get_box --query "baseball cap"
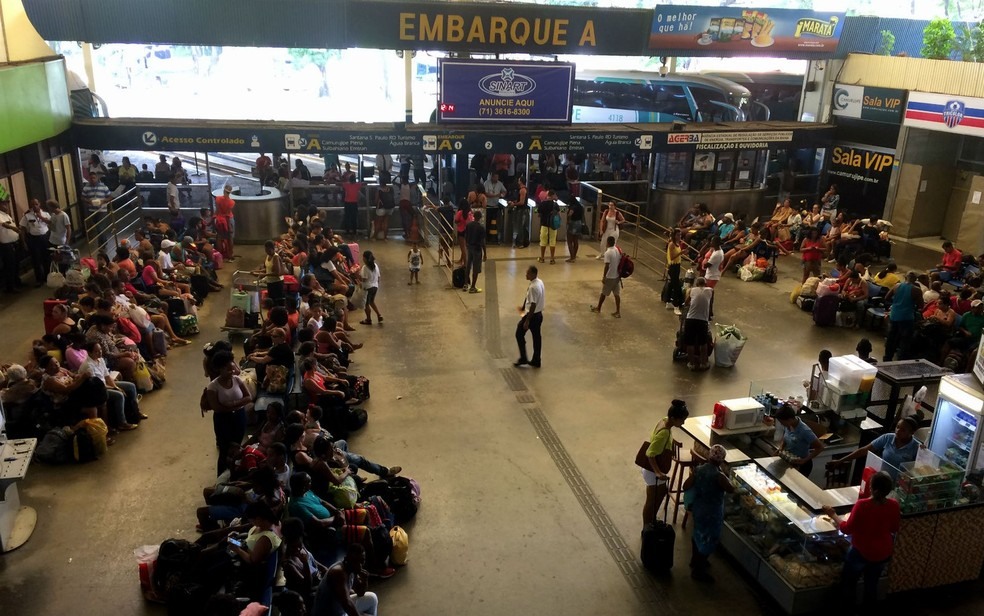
[723,213,734,221]
[160,239,176,249]
[972,300,983,308]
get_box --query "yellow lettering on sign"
[553,19,568,45]
[528,139,542,151]
[488,17,508,44]
[467,16,486,43]
[420,14,443,41]
[438,139,453,151]
[306,138,321,151]
[579,20,596,46]
[399,13,414,41]
[447,15,465,42]
[532,19,551,45]
[510,17,530,45]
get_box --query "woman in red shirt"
[214,185,236,259]
[823,471,900,608]
[800,227,824,283]
[453,201,474,267]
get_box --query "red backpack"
[617,248,634,278]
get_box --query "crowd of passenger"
[662,185,983,372]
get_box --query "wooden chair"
[664,441,706,527]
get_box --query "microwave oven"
[719,397,765,430]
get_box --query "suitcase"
[640,516,675,572]
[813,294,839,327]
[452,266,467,289]
[190,274,210,301]
[166,297,187,318]
[150,328,168,357]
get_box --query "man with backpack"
[591,235,623,318]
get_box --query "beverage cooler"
[927,373,984,485]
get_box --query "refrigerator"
[927,373,984,484]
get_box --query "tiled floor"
[0,234,979,615]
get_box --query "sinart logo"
[478,68,536,98]
[142,132,157,146]
[943,100,966,129]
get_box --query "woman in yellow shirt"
[665,228,685,314]
[640,399,690,526]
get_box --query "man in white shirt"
[483,172,506,201]
[159,239,177,272]
[0,196,23,292]
[683,277,713,371]
[591,235,622,318]
[20,198,50,286]
[166,173,181,219]
[79,340,142,431]
[46,199,71,248]
[515,265,545,368]
[703,235,724,319]
[82,171,112,245]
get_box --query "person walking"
[515,265,544,368]
[683,277,713,370]
[591,235,622,317]
[683,444,735,583]
[507,176,529,248]
[214,184,236,259]
[597,201,623,259]
[883,272,924,362]
[19,198,50,287]
[665,228,685,315]
[565,195,584,262]
[464,210,486,294]
[407,242,422,285]
[359,250,383,325]
[822,471,900,609]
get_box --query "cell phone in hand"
[227,537,244,549]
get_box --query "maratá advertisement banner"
[649,6,844,54]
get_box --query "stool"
[663,441,706,527]
[824,461,849,488]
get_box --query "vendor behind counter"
[774,404,825,477]
[831,416,921,475]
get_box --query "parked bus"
[700,71,805,122]
[572,70,751,124]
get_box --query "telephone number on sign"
[479,107,533,117]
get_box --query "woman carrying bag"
[683,444,735,583]
[638,399,689,527]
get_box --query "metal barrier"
[417,185,456,284]
[82,186,144,256]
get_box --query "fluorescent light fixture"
[940,379,984,414]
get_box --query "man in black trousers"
[515,265,545,368]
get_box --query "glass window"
[690,86,735,122]
[714,151,736,190]
[734,150,759,189]
[655,152,692,190]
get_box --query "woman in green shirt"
[641,399,690,526]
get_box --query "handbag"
[46,263,66,289]
[225,307,245,328]
[634,436,672,474]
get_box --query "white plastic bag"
[351,285,366,310]
[738,265,764,282]
[714,324,747,368]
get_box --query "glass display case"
[724,463,850,592]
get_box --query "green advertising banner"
[0,60,72,154]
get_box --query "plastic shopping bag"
[714,323,747,368]
[351,285,366,310]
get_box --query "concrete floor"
[0,235,980,615]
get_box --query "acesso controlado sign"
[438,60,575,124]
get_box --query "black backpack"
[361,476,419,524]
[153,539,203,597]
[35,428,73,464]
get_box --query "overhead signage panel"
[826,144,897,218]
[832,84,906,124]
[648,6,844,55]
[904,91,984,137]
[665,130,795,151]
[438,60,574,124]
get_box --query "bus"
[572,71,751,124]
[700,71,805,122]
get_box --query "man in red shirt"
[255,152,273,192]
[932,240,963,283]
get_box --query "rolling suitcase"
[640,511,675,572]
[812,293,839,327]
[190,274,210,301]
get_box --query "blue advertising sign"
[438,60,574,124]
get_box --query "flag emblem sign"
[943,100,966,129]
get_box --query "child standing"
[360,251,383,325]
[408,242,422,285]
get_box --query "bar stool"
[663,441,706,527]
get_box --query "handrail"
[417,186,456,284]
[83,186,143,256]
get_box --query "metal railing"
[417,186,456,284]
[83,186,144,256]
